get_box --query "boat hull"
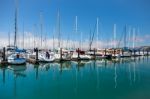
[8,58,26,65]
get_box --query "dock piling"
[104,49,106,56]
[60,48,62,61]
[134,50,136,56]
[94,48,96,59]
[114,49,116,57]
[36,48,38,61]
[2,47,6,61]
[122,49,124,56]
[78,48,80,60]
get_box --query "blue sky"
[0,0,150,47]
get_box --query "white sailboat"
[7,53,26,65]
[38,51,55,62]
[71,50,92,60]
[7,0,26,65]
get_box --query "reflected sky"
[0,56,150,99]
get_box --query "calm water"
[0,57,150,99]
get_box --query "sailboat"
[71,16,92,60]
[7,0,26,65]
[28,13,55,62]
[38,51,55,62]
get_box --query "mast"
[75,16,78,49]
[132,28,135,49]
[33,25,35,48]
[80,32,83,50]
[128,26,131,48]
[33,24,37,48]
[124,25,127,48]
[44,31,47,49]
[53,35,54,50]
[8,31,10,46]
[22,22,24,49]
[75,16,78,33]
[40,12,43,49]
[89,23,96,50]
[52,28,55,50]
[113,24,116,48]
[57,10,61,48]
[96,17,99,49]
[14,0,18,47]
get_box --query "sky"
[0,0,150,49]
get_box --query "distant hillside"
[137,46,150,51]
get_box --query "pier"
[0,47,150,65]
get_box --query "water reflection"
[0,56,149,99]
[59,61,72,73]
[96,61,100,89]
[7,65,27,98]
[128,62,132,85]
[34,64,39,80]
[114,62,117,88]
[0,66,6,84]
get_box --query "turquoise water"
[0,57,150,99]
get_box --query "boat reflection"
[0,66,7,84]
[7,65,27,98]
[7,65,27,71]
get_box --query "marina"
[0,46,150,65]
[0,0,150,99]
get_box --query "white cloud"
[0,32,149,49]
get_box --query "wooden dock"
[27,58,39,64]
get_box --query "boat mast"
[96,17,99,49]
[80,32,83,50]
[44,31,47,49]
[22,22,25,49]
[8,31,10,46]
[132,28,135,49]
[52,28,55,50]
[33,25,35,49]
[53,34,54,50]
[14,0,18,47]
[113,24,116,48]
[40,12,43,49]
[124,25,127,48]
[57,10,61,48]
[128,26,131,48]
[75,16,78,49]
[33,24,37,48]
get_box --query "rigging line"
[89,22,97,50]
